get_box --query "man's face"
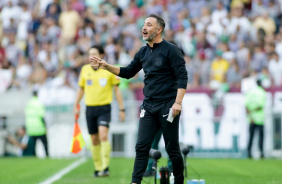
[142,17,160,42]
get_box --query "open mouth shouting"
[143,31,148,37]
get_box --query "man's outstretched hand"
[89,56,109,70]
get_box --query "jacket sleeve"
[118,50,143,79]
[168,45,188,89]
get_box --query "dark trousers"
[132,99,184,184]
[247,123,264,156]
[31,134,49,157]
[146,129,172,172]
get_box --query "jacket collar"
[146,39,165,49]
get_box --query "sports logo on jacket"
[99,78,107,87]
[140,109,145,118]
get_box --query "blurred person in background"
[186,0,206,20]
[6,126,36,157]
[5,34,23,67]
[74,45,125,177]
[245,79,266,159]
[226,59,242,89]
[251,0,268,19]
[0,0,21,34]
[12,55,32,89]
[211,1,228,25]
[267,0,280,19]
[28,62,48,85]
[210,49,229,89]
[250,44,268,73]
[16,3,32,42]
[221,42,236,63]
[236,40,250,77]
[59,2,80,44]
[45,0,62,22]
[253,11,276,38]
[268,52,282,87]
[129,73,144,102]
[91,14,187,184]
[228,2,251,41]
[0,42,6,67]
[25,90,49,157]
[193,50,211,88]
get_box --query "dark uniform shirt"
[119,40,188,106]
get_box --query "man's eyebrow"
[144,21,152,24]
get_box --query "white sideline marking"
[39,157,87,184]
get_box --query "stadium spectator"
[267,0,280,19]
[45,0,62,22]
[5,34,22,67]
[253,11,276,37]
[236,40,250,77]
[59,3,80,43]
[0,42,6,67]
[12,55,32,89]
[226,59,242,88]
[210,50,229,88]
[250,44,268,73]
[268,52,282,86]
[0,0,21,34]
[193,50,210,88]
[228,2,251,41]
[0,0,281,93]
[251,0,268,19]
[17,3,32,41]
[74,45,125,177]
[186,0,206,19]
[211,1,228,25]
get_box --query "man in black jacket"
[90,14,187,184]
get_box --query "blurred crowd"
[1,0,282,94]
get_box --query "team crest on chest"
[99,78,107,87]
[155,57,163,66]
[87,79,92,85]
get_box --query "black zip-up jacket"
[118,40,188,105]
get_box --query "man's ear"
[157,27,162,34]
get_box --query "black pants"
[132,99,184,184]
[146,129,172,172]
[247,123,264,156]
[31,134,49,157]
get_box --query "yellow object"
[101,141,111,170]
[78,64,120,106]
[211,59,229,83]
[91,144,102,171]
[253,17,276,36]
[230,0,245,8]
[70,123,85,153]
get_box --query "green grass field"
[0,157,282,184]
